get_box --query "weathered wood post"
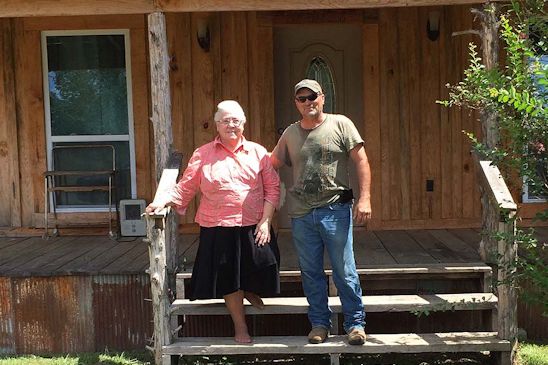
[478,160,517,365]
[147,11,179,365]
[473,1,501,263]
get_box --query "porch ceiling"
[1,0,504,18]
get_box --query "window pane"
[52,142,131,207]
[306,57,336,113]
[47,35,129,136]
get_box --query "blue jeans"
[291,202,365,333]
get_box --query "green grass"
[518,342,548,365]
[0,351,153,365]
[0,345,546,365]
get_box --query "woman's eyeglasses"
[295,92,321,103]
[217,118,244,127]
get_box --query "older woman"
[146,100,280,343]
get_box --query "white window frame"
[522,54,547,203]
[523,176,547,203]
[41,29,137,212]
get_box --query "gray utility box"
[119,199,146,236]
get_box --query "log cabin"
[0,0,546,362]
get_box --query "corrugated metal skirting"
[0,274,152,354]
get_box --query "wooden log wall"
[0,15,152,228]
[374,5,482,229]
[165,11,275,226]
[165,7,481,229]
[2,5,543,231]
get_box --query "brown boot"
[308,327,328,344]
[347,327,366,345]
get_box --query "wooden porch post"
[0,19,22,227]
[147,11,179,365]
[474,1,501,263]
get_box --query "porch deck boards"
[0,227,545,277]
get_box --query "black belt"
[334,189,354,204]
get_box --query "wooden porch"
[0,228,489,277]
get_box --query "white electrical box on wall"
[119,199,146,237]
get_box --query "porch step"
[171,293,497,315]
[163,332,511,356]
[175,263,492,280]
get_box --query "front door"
[274,24,363,228]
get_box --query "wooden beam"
[0,19,21,227]
[0,0,507,18]
[0,0,155,18]
[159,0,504,12]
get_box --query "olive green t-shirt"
[273,113,364,217]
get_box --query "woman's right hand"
[145,201,166,215]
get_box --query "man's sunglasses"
[295,92,321,103]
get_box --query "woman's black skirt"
[189,225,280,300]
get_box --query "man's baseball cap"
[294,79,323,95]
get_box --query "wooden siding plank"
[378,9,400,221]
[191,13,217,148]
[13,20,45,227]
[363,23,382,228]
[459,5,478,219]
[439,7,453,219]
[396,7,419,221]
[220,12,249,125]
[130,25,152,202]
[0,19,21,227]
[419,6,442,220]
[166,13,196,224]
[447,5,464,218]
[247,12,275,150]
[374,230,437,264]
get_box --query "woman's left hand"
[254,218,271,246]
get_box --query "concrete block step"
[170,292,497,316]
[163,331,511,356]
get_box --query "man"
[271,79,371,345]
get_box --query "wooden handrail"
[477,161,517,212]
[476,159,518,353]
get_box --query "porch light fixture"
[196,20,210,52]
[427,11,440,41]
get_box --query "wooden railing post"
[146,153,182,365]
[145,211,172,365]
[477,160,518,365]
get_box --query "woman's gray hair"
[214,100,246,123]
